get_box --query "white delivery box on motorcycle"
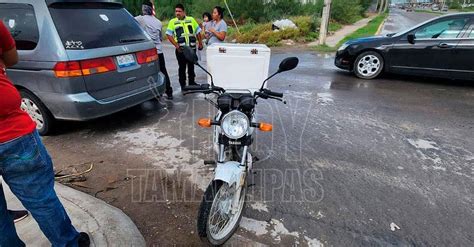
[206,43,271,92]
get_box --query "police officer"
[166,4,203,92]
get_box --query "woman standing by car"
[207,6,227,46]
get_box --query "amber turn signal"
[258,123,273,132]
[198,118,212,128]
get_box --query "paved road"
[43,42,473,246]
[381,8,440,35]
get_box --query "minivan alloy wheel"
[357,54,381,78]
[21,98,45,130]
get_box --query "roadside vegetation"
[227,16,319,46]
[448,0,474,12]
[123,0,376,47]
[314,11,389,52]
[336,12,388,47]
[414,0,474,14]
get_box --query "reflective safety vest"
[166,16,200,48]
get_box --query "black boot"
[9,210,29,223]
[78,232,90,247]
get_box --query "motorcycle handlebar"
[255,92,284,102]
[254,92,268,99]
[184,84,210,91]
[183,85,284,101]
[262,89,284,98]
[183,84,225,94]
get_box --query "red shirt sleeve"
[0,21,15,55]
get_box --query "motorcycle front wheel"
[197,180,247,246]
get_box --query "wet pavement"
[381,8,439,35]
[42,44,474,246]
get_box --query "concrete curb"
[3,181,145,247]
[376,18,387,35]
[323,15,377,48]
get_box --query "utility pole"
[378,0,387,14]
[319,0,332,45]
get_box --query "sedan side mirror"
[183,46,199,65]
[407,34,416,44]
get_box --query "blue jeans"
[0,131,79,247]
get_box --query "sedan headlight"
[338,43,350,51]
[221,110,250,139]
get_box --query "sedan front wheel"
[354,51,384,79]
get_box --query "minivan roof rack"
[46,0,123,6]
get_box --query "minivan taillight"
[54,61,82,78]
[54,57,117,78]
[80,57,117,76]
[136,49,158,64]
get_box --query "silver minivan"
[0,0,165,135]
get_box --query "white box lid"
[206,43,271,92]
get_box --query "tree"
[122,0,375,23]
[331,0,363,24]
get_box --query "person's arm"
[166,20,180,50]
[156,19,163,42]
[0,21,18,68]
[167,34,180,50]
[197,32,203,50]
[2,48,18,67]
[209,22,227,41]
[210,29,226,41]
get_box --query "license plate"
[116,54,136,68]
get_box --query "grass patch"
[459,6,474,12]
[328,21,343,33]
[228,16,321,46]
[336,13,389,48]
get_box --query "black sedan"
[335,13,474,80]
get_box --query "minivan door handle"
[437,43,453,49]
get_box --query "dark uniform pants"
[175,48,196,89]
[158,53,172,96]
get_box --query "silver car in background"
[0,0,165,135]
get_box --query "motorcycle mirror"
[278,57,299,73]
[407,34,416,44]
[260,57,299,90]
[183,46,199,64]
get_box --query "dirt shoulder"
[44,107,205,246]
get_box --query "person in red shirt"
[0,21,89,247]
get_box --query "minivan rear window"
[48,3,148,50]
[0,3,39,50]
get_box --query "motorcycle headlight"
[221,110,250,139]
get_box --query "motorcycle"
[181,47,299,245]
